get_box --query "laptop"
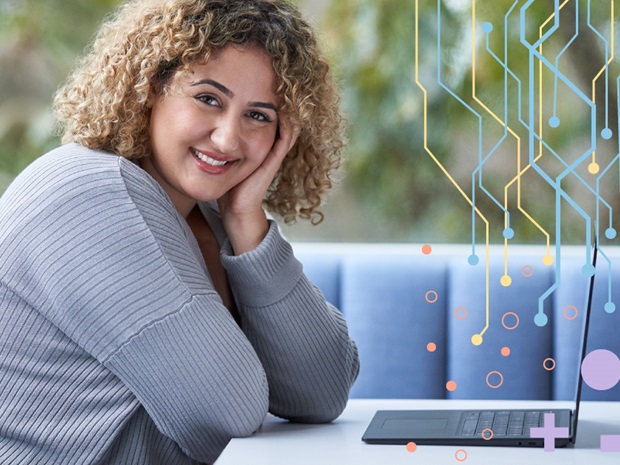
[362,243,598,448]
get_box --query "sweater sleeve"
[220,222,360,423]
[0,145,268,463]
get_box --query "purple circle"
[581,349,620,390]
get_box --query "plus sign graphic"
[530,413,570,452]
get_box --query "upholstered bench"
[292,243,620,401]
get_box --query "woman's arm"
[221,222,360,423]
[0,145,269,463]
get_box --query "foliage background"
[1,0,618,244]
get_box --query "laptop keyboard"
[459,411,543,438]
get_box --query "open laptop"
[362,243,598,448]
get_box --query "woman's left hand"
[218,117,300,255]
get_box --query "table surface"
[214,399,620,465]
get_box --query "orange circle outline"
[543,358,556,371]
[481,428,494,440]
[455,449,468,462]
[455,306,468,320]
[563,305,578,321]
[501,312,520,330]
[522,265,534,277]
[425,290,439,304]
[486,371,504,389]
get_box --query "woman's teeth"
[192,149,228,166]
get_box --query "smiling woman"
[0,1,359,465]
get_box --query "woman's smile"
[191,147,238,173]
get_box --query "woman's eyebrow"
[191,79,234,97]
[191,78,278,113]
[250,101,278,113]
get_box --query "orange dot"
[501,347,511,357]
[406,442,417,453]
[427,342,437,352]
[422,244,432,255]
[446,380,457,391]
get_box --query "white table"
[215,399,620,464]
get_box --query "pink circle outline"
[543,358,556,371]
[486,371,504,389]
[455,306,468,320]
[522,265,534,277]
[563,305,578,321]
[501,312,520,330]
[425,290,439,304]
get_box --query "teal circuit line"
[435,0,482,260]
[520,0,600,326]
[480,0,521,239]
[551,1,579,129]
[594,75,620,315]
[596,247,616,314]
[472,23,510,234]
[595,76,620,243]
[587,0,612,138]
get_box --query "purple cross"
[529,413,570,452]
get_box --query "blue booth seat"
[292,243,620,401]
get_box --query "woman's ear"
[146,86,158,108]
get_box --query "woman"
[0,1,359,464]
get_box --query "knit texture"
[0,144,359,464]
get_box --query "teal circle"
[602,128,613,140]
[482,22,493,33]
[503,228,515,240]
[534,313,548,327]
[605,302,616,314]
[468,254,480,266]
[582,264,596,277]
[606,228,617,240]
[549,116,560,128]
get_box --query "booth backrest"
[292,243,620,401]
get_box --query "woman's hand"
[218,117,300,255]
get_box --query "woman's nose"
[210,114,240,154]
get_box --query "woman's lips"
[191,148,236,173]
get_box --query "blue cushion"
[293,243,620,401]
[293,246,341,310]
[340,252,448,398]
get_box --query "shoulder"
[11,143,156,193]
[2,143,172,215]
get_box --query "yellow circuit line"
[415,0,490,342]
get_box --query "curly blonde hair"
[53,0,346,224]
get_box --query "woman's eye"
[196,94,219,106]
[248,111,272,123]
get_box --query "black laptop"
[362,244,598,448]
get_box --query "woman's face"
[143,45,280,217]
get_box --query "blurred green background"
[1,0,618,244]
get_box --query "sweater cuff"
[220,220,303,307]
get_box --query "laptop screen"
[571,241,598,440]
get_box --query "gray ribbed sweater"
[0,144,359,465]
